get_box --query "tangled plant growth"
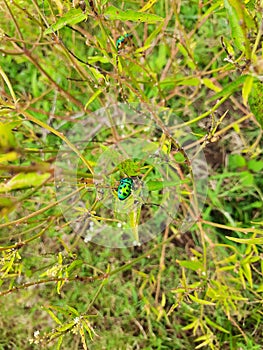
[0,0,263,349]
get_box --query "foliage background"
[0,0,263,349]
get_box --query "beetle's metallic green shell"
[116,33,133,50]
[117,177,133,200]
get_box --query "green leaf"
[224,0,245,51]
[88,67,105,82]
[242,75,254,106]
[65,305,80,316]
[85,89,103,109]
[204,316,230,334]
[177,260,204,271]
[208,75,248,102]
[228,154,246,170]
[82,320,95,340]
[104,6,164,23]
[87,56,109,64]
[0,172,50,193]
[134,44,152,54]
[56,336,64,350]
[182,319,199,331]
[177,43,196,70]
[56,322,75,332]
[177,77,200,86]
[195,336,212,349]
[146,180,180,191]
[144,21,166,47]
[188,294,215,305]
[49,331,64,341]
[248,159,263,172]
[67,260,83,274]
[241,262,253,288]
[247,201,262,209]
[46,309,63,325]
[240,171,254,186]
[0,197,14,208]
[44,9,88,35]
[248,79,263,128]
[174,153,186,163]
[160,76,200,89]
[201,0,222,20]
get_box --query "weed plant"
[0,0,263,349]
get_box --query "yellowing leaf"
[0,122,16,149]
[202,78,221,92]
[188,294,215,305]
[85,89,103,110]
[138,0,158,12]
[242,262,253,288]
[242,75,254,106]
[227,236,263,244]
[56,322,75,332]
[0,172,50,193]
[0,151,18,163]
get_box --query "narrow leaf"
[202,78,221,92]
[44,9,88,34]
[104,6,164,23]
[0,172,50,193]
[242,262,253,288]
[242,75,254,106]
[0,151,18,163]
[56,322,75,332]
[208,75,248,102]
[204,316,230,334]
[85,89,103,109]
[138,0,158,12]
[56,336,64,350]
[248,79,263,128]
[224,0,245,51]
[177,260,204,271]
[226,236,263,244]
[146,180,180,191]
[46,309,63,325]
[66,305,80,316]
[188,295,215,305]
[144,21,166,47]
[182,319,199,331]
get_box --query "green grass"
[0,0,263,349]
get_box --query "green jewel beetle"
[117,177,133,200]
[116,33,133,51]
